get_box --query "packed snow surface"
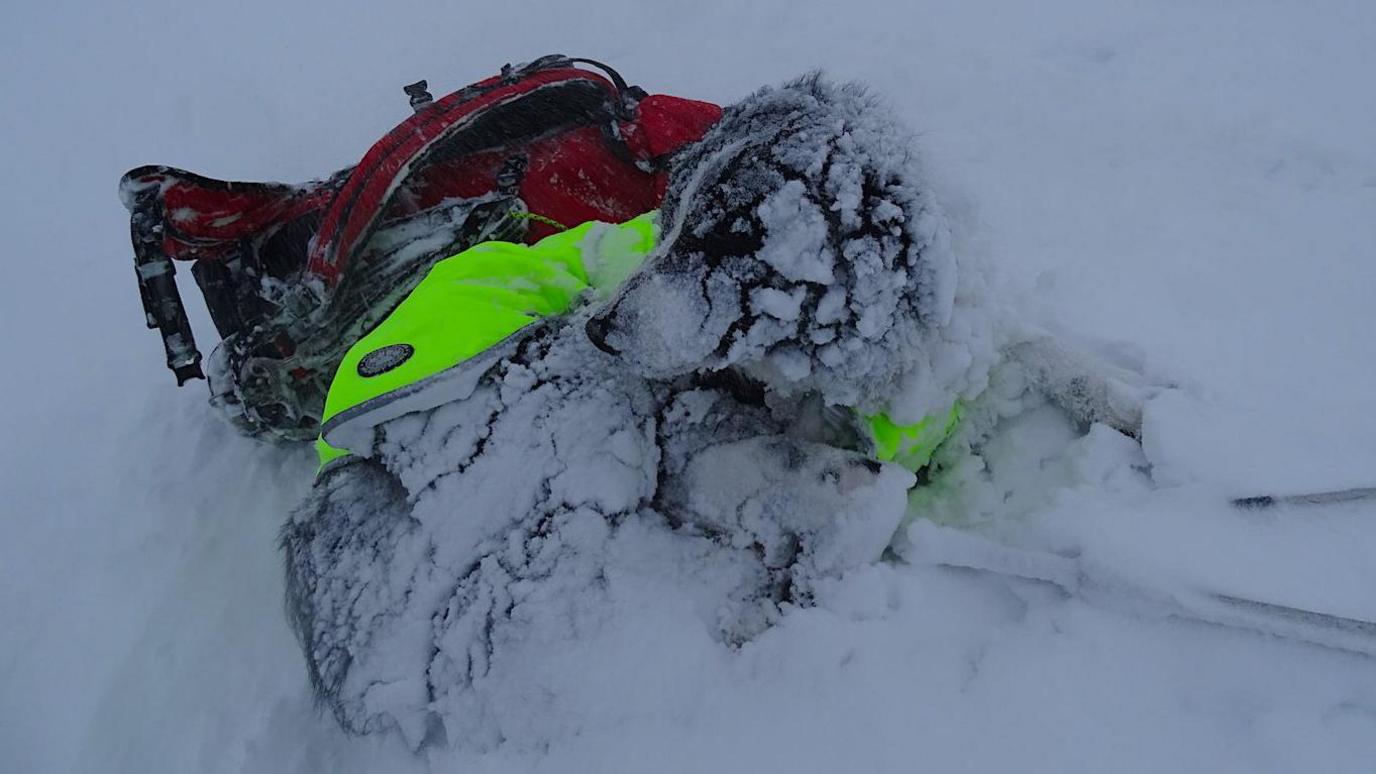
[3,1,1376,773]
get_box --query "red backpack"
[121,55,721,439]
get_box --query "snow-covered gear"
[906,518,1376,658]
[119,55,721,441]
[282,74,989,746]
[315,209,962,471]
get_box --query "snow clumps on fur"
[589,73,996,422]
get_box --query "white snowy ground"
[3,1,1375,772]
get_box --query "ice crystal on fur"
[592,74,996,421]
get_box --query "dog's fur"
[588,74,996,424]
[281,74,1154,749]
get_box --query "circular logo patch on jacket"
[357,343,415,377]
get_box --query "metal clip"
[403,80,433,113]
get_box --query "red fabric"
[162,182,326,239]
[117,168,338,262]
[626,95,724,159]
[520,125,661,240]
[375,126,665,243]
[130,67,723,282]
[307,68,610,284]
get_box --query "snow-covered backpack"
[120,55,721,439]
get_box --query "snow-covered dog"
[281,75,943,748]
[587,74,997,427]
[589,74,1150,440]
[280,74,1153,749]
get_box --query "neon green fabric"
[862,403,963,473]
[315,209,960,473]
[316,436,351,466]
[317,213,658,465]
[585,210,657,296]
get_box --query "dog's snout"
[585,314,620,356]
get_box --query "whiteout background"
[2,1,1375,772]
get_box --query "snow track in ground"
[3,1,1376,772]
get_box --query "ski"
[903,521,1376,658]
[1231,486,1376,510]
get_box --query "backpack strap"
[307,63,626,285]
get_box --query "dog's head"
[588,74,965,413]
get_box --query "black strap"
[567,56,646,120]
[128,187,204,383]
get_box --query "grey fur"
[589,73,974,415]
